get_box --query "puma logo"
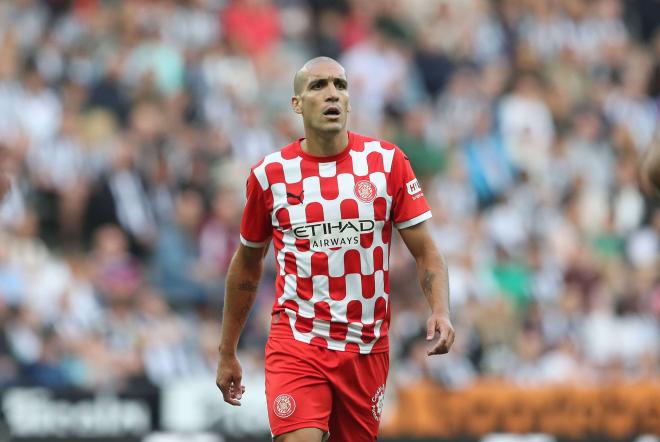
[286,190,304,205]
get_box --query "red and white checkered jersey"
[240,131,431,354]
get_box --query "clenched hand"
[216,354,246,406]
[426,314,455,356]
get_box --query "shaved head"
[293,57,345,95]
[291,56,350,135]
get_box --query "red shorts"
[265,337,389,441]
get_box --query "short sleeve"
[239,171,272,247]
[390,147,432,229]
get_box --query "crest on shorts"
[273,393,296,419]
[354,180,377,203]
[371,384,385,421]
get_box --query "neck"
[301,129,349,157]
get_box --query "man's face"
[292,62,350,133]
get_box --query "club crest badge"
[273,394,296,418]
[354,180,377,203]
[371,384,385,421]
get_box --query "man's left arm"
[398,221,455,355]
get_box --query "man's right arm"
[216,243,267,406]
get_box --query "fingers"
[216,376,245,406]
[426,317,436,341]
[216,379,234,405]
[427,322,455,356]
[218,381,242,406]
[233,374,243,397]
[427,337,448,355]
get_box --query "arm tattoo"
[233,281,258,320]
[236,280,258,292]
[422,270,435,297]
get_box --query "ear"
[291,96,302,114]
[347,102,351,113]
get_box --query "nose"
[325,84,339,102]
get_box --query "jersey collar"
[295,131,354,163]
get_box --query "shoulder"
[249,141,300,189]
[351,132,406,172]
[250,141,297,169]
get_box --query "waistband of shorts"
[268,322,390,354]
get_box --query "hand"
[426,314,455,356]
[216,353,246,406]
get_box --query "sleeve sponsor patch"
[406,178,422,196]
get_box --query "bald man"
[216,57,454,442]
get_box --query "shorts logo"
[406,178,422,196]
[273,394,296,419]
[371,384,385,422]
[354,180,377,203]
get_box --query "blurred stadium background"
[0,0,659,441]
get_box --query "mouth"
[322,107,341,120]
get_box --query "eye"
[311,82,323,90]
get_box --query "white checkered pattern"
[240,132,431,353]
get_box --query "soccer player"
[216,57,454,442]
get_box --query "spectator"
[151,188,208,307]
[221,0,281,59]
[85,137,156,254]
[498,72,555,181]
[393,104,447,181]
[461,109,516,206]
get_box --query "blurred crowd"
[0,0,658,396]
